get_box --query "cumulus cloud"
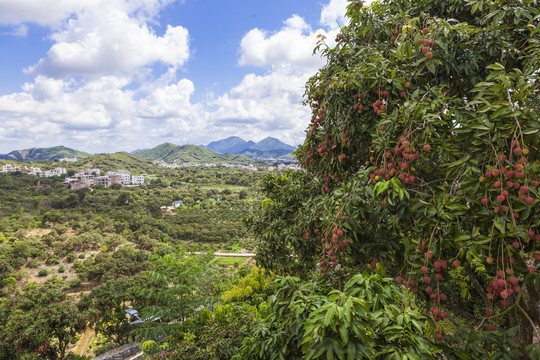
[0,74,207,151]
[0,0,195,152]
[209,7,348,146]
[0,0,176,27]
[209,69,310,145]
[239,14,325,71]
[320,0,349,29]
[25,9,189,78]
[0,0,349,153]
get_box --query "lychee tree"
[248,0,539,357]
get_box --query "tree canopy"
[247,0,540,357]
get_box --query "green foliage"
[132,252,229,340]
[222,266,271,302]
[79,275,167,345]
[0,281,87,359]
[238,273,436,360]
[246,0,540,358]
[37,269,48,277]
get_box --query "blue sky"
[0,0,350,154]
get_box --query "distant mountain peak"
[202,136,296,160]
[205,136,247,154]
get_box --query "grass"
[216,257,248,266]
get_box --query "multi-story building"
[94,176,111,187]
[79,169,101,176]
[1,164,22,172]
[131,175,144,185]
[78,175,95,185]
[109,174,123,185]
[107,171,131,185]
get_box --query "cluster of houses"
[1,163,68,177]
[152,160,300,172]
[1,164,24,173]
[153,160,259,171]
[1,164,145,189]
[67,169,145,190]
[268,163,301,171]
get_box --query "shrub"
[38,269,48,277]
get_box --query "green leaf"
[338,324,349,344]
[426,60,436,74]
[324,305,336,326]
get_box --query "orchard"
[248,0,540,358]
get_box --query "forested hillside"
[0,166,264,358]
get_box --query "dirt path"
[71,328,95,357]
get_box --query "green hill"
[134,143,178,161]
[135,144,255,164]
[0,146,91,161]
[72,152,153,173]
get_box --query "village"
[1,163,145,189]
[153,159,301,172]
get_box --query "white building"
[107,171,131,185]
[131,175,144,185]
[1,164,21,172]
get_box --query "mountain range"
[135,143,254,164]
[204,136,296,159]
[0,137,297,163]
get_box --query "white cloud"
[0,0,176,27]
[209,7,348,146]
[209,68,310,145]
[320,0,349,29]
[239,14,325,71]
[25,9,189,78]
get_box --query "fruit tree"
[248,0,539,357]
